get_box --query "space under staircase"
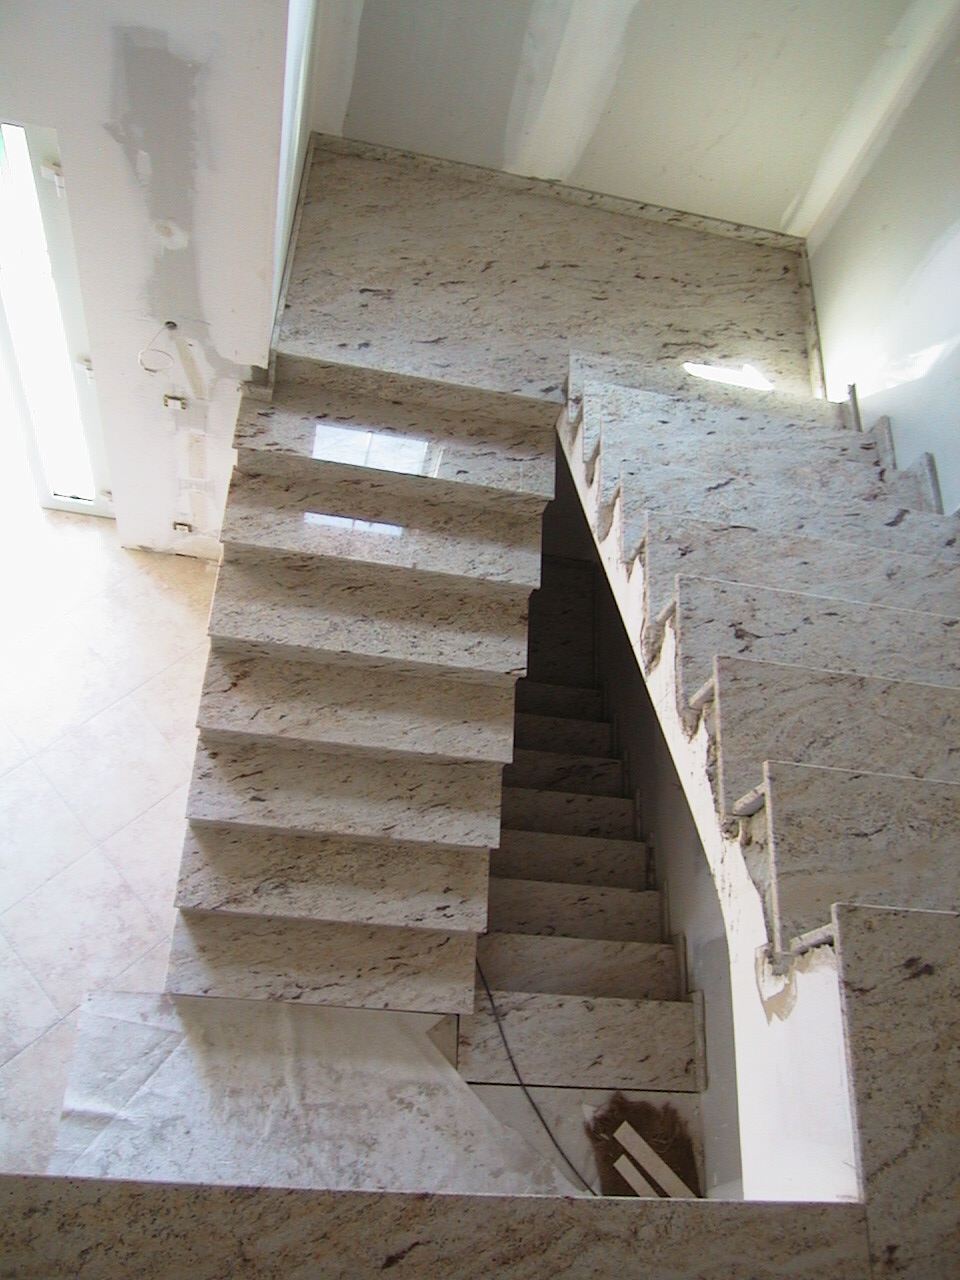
[559,354,960,959]
[460,556,704,1101]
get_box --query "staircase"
[461,556,704,1107]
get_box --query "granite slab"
[492,828,650,891]
[514,679,604,720]
[501,785,635,840]
[503,748,624,795]
[221,468,544,590]
[513,712,614,756]
[762,761,960,949]
[188,739,502,849]
[487,877,661,942]
[715,657,960,814]
[458,989,699,1090]
[166,911,479,1014]
[210,556,528,684]
[674,576,960,707]
[176,824,489,933]
[277,138,814,403]
[835,903,960,1278]
[235,362,555,505]
[199,650,516,764]
[49,992,573,1195]
[476,933,678,1001]
[0,1174,873,1278]
[639,510,960,627]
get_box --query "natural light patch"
[303,510,403,537]
[0,123,95,502]
[683,362,773,391]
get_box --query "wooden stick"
[613,1153,658,1197]
[614,1121,695,1199]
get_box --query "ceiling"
[311,0,959,244]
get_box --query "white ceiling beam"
[504,0,641,181]
[310,0,366,135]
[786,0,960,250]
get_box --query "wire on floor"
[475,959,598,1196]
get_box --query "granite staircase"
[461,556,704,1102]
[560,355,960,962]
[167,354,556,1015]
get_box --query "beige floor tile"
[0,928,61,1065]
[0,1013,77,1173]
[0,619,123,755]
[0,718,27,779]
[35,698,188,843]
[0,850,166,1016]
[67,558,216,691]
[131,643,208,767]
[110,937,173,993]
[101,784,190,933]
[0,759,95,912]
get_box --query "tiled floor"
[0,435,217,1172]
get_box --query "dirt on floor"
[585,1093,701,1198]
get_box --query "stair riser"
[492,831,648,890]
[503,751,623,796]
[487,877,661,943]
[514,681,603,720]
[476,934,679,1000]
[513,713,613,756]
[501,787,634,840]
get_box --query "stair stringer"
[557,393,862,1202]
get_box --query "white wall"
[274,0,318,310]
[0,3,289,555]
[811,28,960,512]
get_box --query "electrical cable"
[475,959,597,1196]
[138,319,177,373]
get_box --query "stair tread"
[210,556,528,684]
[640,509,960,624]
[501,786,634,839]
[675,575,960,704]
[493,828,649,890]
[166,910,478,1014]
[762,762,960,951]
[715,657,960,815]
[487,876,660,942]
[188,739,502,848]
[458,989,700,1090]
[235,360,554,503]
[176,823,489,933]
[514,712,614,757]
[198,650,515,764]
[503,748,623,795]
[476,932,678,1000]
[221,468,542,590]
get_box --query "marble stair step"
[476,933,679,1000]
[618,462,960,568]
[503,748,623,796]
[198,650,515,765]
[176,823,489,933]
[210,556,528,685]
[501,786,634,840]
[569,352,847,438]
[514,712,614,757]
[514,679,604,720]
[492,829,650,891]
[458,990,701,1090]
[639,510,960,631]
[714,657,960,817]
[759,762,960,952]
[188,739,502,848]
[526,557,597,687]
[221,467,543,592]
[487,875,660,941]
[235,355,555,507]
[674,576,960,708]
[166,910,478,1014]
